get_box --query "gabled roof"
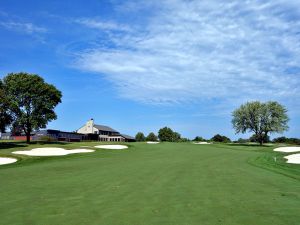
[121,134,135,140]
[94,124,118,133]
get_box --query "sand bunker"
[284,153,300,164]
[193,142,211,145]
[146,141,160,144]
[0,157,17,165]
[12,148,94,156]
[94,145,128,149]
[273,147,300,153]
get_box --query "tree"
[172,132,181,142]
[273,137,300,145]
[158,127,183,142]
[272,136,288,143]
[0,80,12,132]
[178,137,190,142]
[249,134,270,143]
[237,138,248,144]
[135,132,146,142]
[2,72,62,143]
[211,134,231,143]
[146,132,158,141]
[232,101,289,145]
[158,127,174,142]
[193,136,206,142]
[287,138,300,145]
[11,124,23,136]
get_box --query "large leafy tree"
[232,101,289,145]
[158,127,174,142]
[0,80,12,132]
[158,127,182,142]
[2,72,62,143]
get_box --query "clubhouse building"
[77,119,135,142]
[0,119,135,142]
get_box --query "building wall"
[99,135,125,142]
[14,136,32,141]
[0,134,12,140]
[77,119,99,134]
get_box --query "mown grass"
[0,141,299,225]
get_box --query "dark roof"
[121,134,135,140]
[36,129,83,135]
[94,124,118,133]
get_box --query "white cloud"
[0,21,47,34]
[75,18,132,32]
[74,0,300,105]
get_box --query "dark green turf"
[0,142,299,225]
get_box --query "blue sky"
[0,0,300,139]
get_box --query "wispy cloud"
[75,18,132,32]
[74,0,300,106]
[0,21,47,34]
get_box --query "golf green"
[0,142,299,225]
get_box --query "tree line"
[135,101,290,145]
[135,127,188,142]
[135,132,231,143]
[137,130,297,145]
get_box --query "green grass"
[0,141,299,225]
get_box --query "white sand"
[193,142,211,145]
[284,153,300,164]
[146,141,160,144]
[12,148,94,156]
[273,147,300,153]
[0,157,17,165]
[94,145,128,149]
